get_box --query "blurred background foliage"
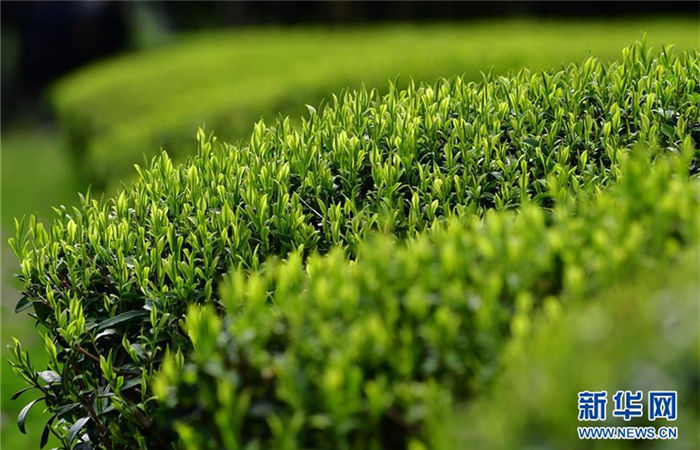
[50,20,699,188]
[1,1,698,448]
[444,248,699,449]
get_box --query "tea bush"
[9,43,699,448]
[153,150,698,449]
[51,20,700,186]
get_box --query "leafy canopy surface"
[155,149,698,449]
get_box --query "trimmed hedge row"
[152,149,698,449]
[51,21,700,187]
[9,43,699,448]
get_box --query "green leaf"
[120,377,142,391]
[660,123,675,138]
[14,296,32,313]
[40,415,56,449]
[522,138,539,148]
[18,397,44,434]
[96,311,148,331]
[54,402,80,418]
[68,416,90,445]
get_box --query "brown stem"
[69,361,112,450]
[73,345,100,363]
[74,345,168,446]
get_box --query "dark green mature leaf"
[522,138,539,148]
[95,311,148,331]
[14,296,32,313]
[120,377,142,391]
[18,397,44,434]
[54,402,80,417]
[68,417,90,445]
[40,415,56,449]
[660,123,675,139]
[32,301,52,322]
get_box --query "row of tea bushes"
[155,149,698,449]
[9,43,699,448]
[50,20,700,187]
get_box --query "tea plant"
[155,148,698,449]
[9,42,699,448]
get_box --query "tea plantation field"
[2,18,698,449]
